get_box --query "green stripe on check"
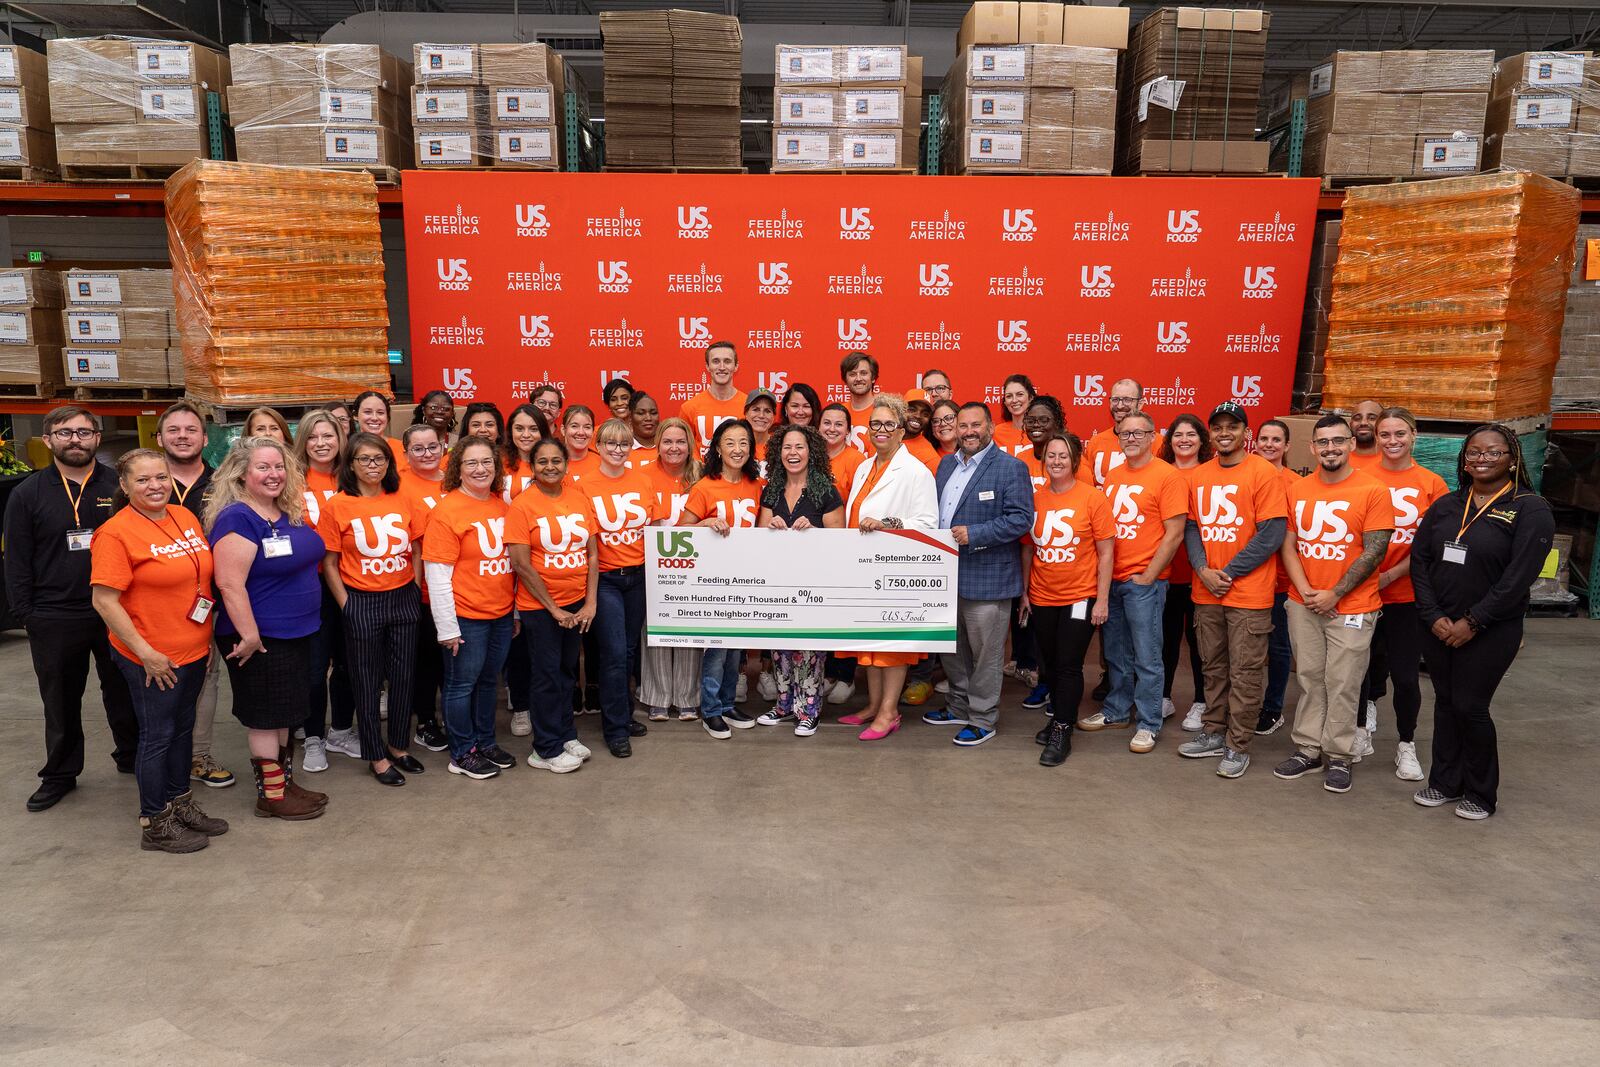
[651,626,956,640]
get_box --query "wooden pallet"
[59,163,187,182]
[0,167,60,183]
[949,168,1113,177]
[69,384,183,402]
[771,168,919,175]
[0,382,62,401]
[1319,173,1474,191]
[191,396,350,426]
[1135,170,1289,178]
[602,165,748,174]
[1556,174,1600,193]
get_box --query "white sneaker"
[509,710,533,736]
[1352,727,1374,762]
[1394,740,1423,781]
[528,750,583,773]
[1181,703,1206,731]
[826,680,854,705]
[678,708,700,721]
[1162,698,1176,720]
[564,739,592,762]
[735,674,748,703]
[1364,699,1378,734]
[757,671,778,701]
[293,727,305,740]
[301,737,328,773]
[1129,729,1157,753]
[934,679,949,694]
[324,728,362,758]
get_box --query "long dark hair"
[502,403,552,472]
[761,425,836,509]
[1456,423,1535,496]
[338,432,400,496]
[780,382,822,428]
[1160,413,1214,464]
[998,373,1036,424]
[411,389,456,432]
[704,418,761,482]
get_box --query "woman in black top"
[1410,425,1554,820]
[755,425,844,735]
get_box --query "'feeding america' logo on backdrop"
[514,204,549,237]
[586,209,642,238]
[828,265,884,295]
[507,262,562,293]
[1064,323,1121,354]
[906,321,963,353]
[590,319,645,349]
[1072,210,1130,242]
[424,204,480,236]
[436,258,472,291]
[747,209,805,239]
[988,268,1045,297]
[430,316,484,347]
[667,263,724,294]
[918,264,952,297]
[747,320,804,351]
[596,260,631,293]
[757,262,791,295]
[839,208,874,240]
[1156,321,1190,354]
[909,210,967,241]
[518,315,553,348]
[1224,325,1282,355]
[1150,268,1208,298]
[1239,212,1298,243]
[1001,208,1036,242]
[1079,266,1115,299]
[1166,210,1202,243]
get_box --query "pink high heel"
[858,718,901,741]
[839,712,872,726]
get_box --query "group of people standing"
[3,350,1553,852]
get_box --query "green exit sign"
[26,250,44,264]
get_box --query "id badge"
[261,535,293,559]
[1442,541,1468,565]
[66,529,93,551]
[1342,613,1364,630]
[188,595,214,624]
[1070,598,1090,622]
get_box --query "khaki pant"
[190,644,221,761]
[1194,604,1273,752]
[1285,601,1377,761]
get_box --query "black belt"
[609,564,644,576]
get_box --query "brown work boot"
[171,790,229,836]
[279,746,328,807]
[251,758,325,821]
[140,802,209,854]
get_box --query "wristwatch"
[1465,613,1484,633]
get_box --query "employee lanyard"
[60,471,89,527]
[138,510,205,595]
[1456,483,1511,542]
[172,479,196,507]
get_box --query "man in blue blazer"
[922,402,1034,745]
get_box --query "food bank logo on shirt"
[1196,486,1244,542]
[918,263,952,296]
[514,204,549,237]
[1033,508,1082,563]
[1242,266,1278,299]
[351,514,412,575]
[596,260,632,293]
[837,318,871,350]
[839,207,874,239]
[757,262,791,295]
[536,512,589,568]
[519,315,553,348]
[1389,488,1423,545]
[1156,321,1190,354]
[1166,210,1202,243]
[442,367,476,400]
[1294,499,1353,560]
[1001,208,1036,242]
[1073,375,1106,407]
[436,258,471,291]
[1079,266,1114,298]
[473,518,512,574]
[594,492,650,547]
[149,529,209,559]
[678,316,712,350]
[996,319,1030,353]
[1109,484,1146,540]
[677,206,712,238]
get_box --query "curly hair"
[761,425,836,510]
[502,403,552,472]
[204,436,306,530]
[1159,413,1214,464]
[442,435,504,494]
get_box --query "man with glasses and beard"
[4,405,138,812]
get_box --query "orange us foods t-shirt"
[504,484,595,611]
[1366,461,1449,604]
[1349,450,1383,472]
[829,447,864,503]
[683,476,761,528]
[1273,465,1299,594]
[905,434,941,475]
[90,504,214,665]
[317,490,424,593]
[420,492,514,620]
[565,449,603,485]
[679,389,747,450]
[1287,470,1396,615]
[581,466,659,570]
[1101,456,1188,582]
[629,444,658,469]
[646,463,694,526]
[1166,464,1200,586]
[302,466,339,527]
[1186,454,1290,609]
[1084,426,1126,488]
[1026,481,1114,606]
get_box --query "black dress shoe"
[1035,724,1051,746]
[627,719,648,737]
[26,780,75,812]
[371,763,406,786]
[115,763,136,775]
[391,753,425,774]
[607,738,632,758]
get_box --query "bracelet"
[882,517,904,530]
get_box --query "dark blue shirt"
[209,501,324,639]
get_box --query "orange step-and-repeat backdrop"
[402,172,1319,426]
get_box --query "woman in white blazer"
[841,393,939,741]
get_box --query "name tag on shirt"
[979,490,995,501]
[188,595,215,624]
[1342,613,1364,629]
[262,535,293,559]
[66,529,92,551]
[1442,541,1468,565]
[1070,599,1090,621]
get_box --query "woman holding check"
[639,418,704,721]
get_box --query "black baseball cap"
[1209,401,1249,426]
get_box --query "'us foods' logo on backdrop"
[1074,375,1106,406]
[1001,208,1035,241]
[996,320,1030,353]
[757,262,791,295]
[1166,210,1202,243]
[1073,210,1130,242]
[1242,266,1278,299]
[677,206,712,238]
[596,260,631,293]
[919,263,952,296]
[513,203,548,237]
[1079,266,1114,298]
[1230,376,1265,406]
[839,208,874,239]
[442,367,476,399]
[436,258,471,291]
[518,315,553,348]
[1156,321,1190,354]
[678,317,712,349]
[837,318,872,348]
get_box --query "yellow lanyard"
[1456,483,1511,542]
[60,472,88,527]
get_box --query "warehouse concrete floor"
[1,620,1597,1066]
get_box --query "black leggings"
[1033,602,1097,725]
[1359,600,1423,741]
[1162,583,1205,703]
[1422,618,1521,813]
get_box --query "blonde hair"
[292,408,346,475]
[596,417,634,446]
[243,406,291,442]
[870,392,909,427]
[204,436,306,530]
[653,418,703,488]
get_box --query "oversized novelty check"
[646,527,958,651]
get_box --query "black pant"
[504,619,530,713]
[27,615,139,784]
[1359,600,1423,741]
[413,607,443,728]
[1009,598,1038,672]
[527,602,583,760]
[1423,618,1521,813]
[825,653,857,684]
[343,585,420,760]
[302,589,355,739]
[1033,603,1097,726]
[1162,583,1205,703]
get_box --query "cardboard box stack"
[1116,8,1269,174]
[670,9,742,168]
[47,37,227,175]
[410,42,561,170]
[602,10,741,169]
[230,44,411,175]
[61,269,181,392]
[1323,172,1581,421]
[772,45,914,171]
[600,10,673,167]
[1293,219,1340,413]
[166,160,390,405]
[1484,51,1600,178]
[0,45,55,175]
[0,269,64,396]
[1302,50,1493,180]
[1556,225,1600,411]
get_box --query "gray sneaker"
[1178,731,1227,759]
[1324,759,1353,793]
[1217,748,1250,778]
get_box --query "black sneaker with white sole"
[1273,751,1324,780]
[448,752,500,780]
[1323,759,1352,793]
[413,722,449,752]
[1253,714,1284,736]
[724,709,757,730]
[702,715,732,739]
[479,744,517,770]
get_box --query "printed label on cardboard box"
[0,48,15,82]
[67,349,119,382]
[69,274,122,304]
[1308,63,1333,98]
[497,128,553,162]
[777,131,832,163]
[420,46,475,78]
[321,89,375,121]
[779,91,835,125]
[0,128,20,162]
[841,133,899,168]
[1526,52,1584,87]
[67,311,120,344]
[1138,77,1186,121]
[135,45,192,80]
[1514,96,1573,128]
[418,133,474,165]
[778,47,835,84]
[0,88,22,122]
[843,47,903,82]
[325,129,380,164]
[843,89,901,122]
[495,87,553,122]
[970,46,1027,82]
[1421,137,1480,172]
[971,90,1027,124]
[968,129,1024,164]
[0,274,27,304]
[140,87,195,119]
[0,310,27,342]
[416,89,471,122]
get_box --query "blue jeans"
[597,566,645,744]
[1102,577,1168,733]
[1263,591,1292,717]
[114,652,205,818]
[441,613,513,761]
[700,647,742,718]
[524,603,582,760]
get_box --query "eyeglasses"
[1022,415,1055,427]
[461,459,496,471]
[868,420,901,432]
[49,428,99,440]
[1314,436,1352,447]
[1110,397,1138,407]
[1117,429,1153,440]
[931,416,956,428]
[1465,449,1510,461]
[408,443,442,455]
[600,440,632,452]
[423,404,453,415]
[352,454,387,467]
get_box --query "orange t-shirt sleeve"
[89,526,134,591]
[503,500,532,546]
[683,481,712,522]
[1364,481,1396,533]
[1252,461,1289,521]
[316,504,340,554]
[1156,469,1188,522]
[423,511,463,567]
[1089,489,1115,542]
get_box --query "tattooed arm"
[1308,529,1391,615]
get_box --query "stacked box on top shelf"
[229,43,412,176]
[1302,50,1493,180]
[1484,52,1599,178]
[1556,225,1600,411]
[772,44,911,171]
[940,44,1118,174]
[47,38,227,176]
[61,268,180,392]
[671,9,742,168]
[412,42,560,170]
[0,268,64,397]
[601,11,674,167]
[1116,8,1269,174]
[0,45,55,176]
